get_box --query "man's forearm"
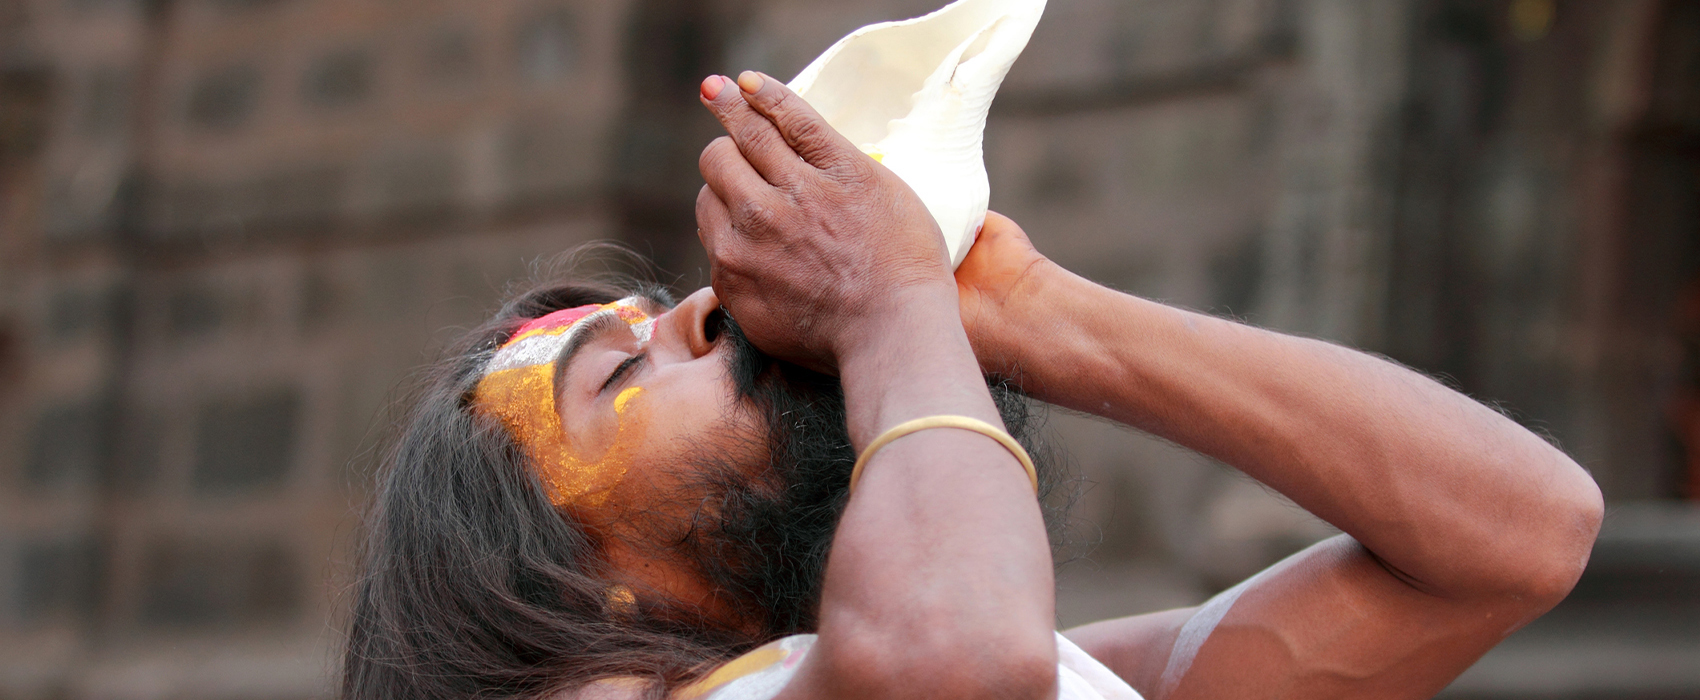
[837,292,1008,446]
[1005,269,1601,603]
[806,290,1058,698]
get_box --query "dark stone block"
[298,267,343,331]
[64,0,141,11]
[114,411,165,491]
[145,165,343,240]
[191,389,300,493]
[1026,145,1089,206]
[78,66,131,139]
[1105,23,1146,76]
[1647,3,1700,128]
[185,65,260,132]
[504,118,598,199]
[0,65,51,167]
[15,535,99,622]
[0,322,19,394]
[0,0,22,36]
[302,48,373,109]
[140,544,231,626]
[1568,506,1700,604]
[361,254,420,322]
[515,8,577,85]
[430,261,495,330]
[449,257,501,309]
[1209,231,1265,316]
[166,283,224,337]
[421,26,479,88]
[139,540,299,627]
[377,146,460,216]
[25,398,114,490]
[247,543,299,619]
[206,0,289,11]
[46,283,122,342]
[248,164,344,229]
[142,179,223,240]
[43,173,122,240]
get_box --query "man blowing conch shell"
[338,10,1603,700]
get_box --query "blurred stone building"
[0,0,1694,698]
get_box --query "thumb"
[979,211,1037,252]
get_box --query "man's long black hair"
[339,277,1071,700]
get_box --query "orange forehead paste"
[472,300,653,508]
[474,368,650,507]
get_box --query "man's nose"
[659,287,721,359]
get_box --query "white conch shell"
[788,0,1046,269]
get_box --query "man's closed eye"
[602,353,647,393]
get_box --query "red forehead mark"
[504,304,601,347]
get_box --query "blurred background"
[0,0,1696,697]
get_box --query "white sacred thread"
[1157,572,1260,697]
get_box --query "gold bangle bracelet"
[849,415,1039,494]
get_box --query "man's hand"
[696,71,955,373]
[696,73,1061,700]
[954,212,1058,377]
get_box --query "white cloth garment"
[678,631,1145,700]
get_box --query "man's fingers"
[699,137,791,243]
[695,186,754,311]
[699,136,777,207]
[734,71,860,170]
[700,74,808,187]
[695,184,732,261]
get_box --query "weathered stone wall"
[0,0,1694,698]
[2,0,632,695]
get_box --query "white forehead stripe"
[485,321,587,374]
[631,318,655,343]
[483,305,652,375]
[605,297,654,343]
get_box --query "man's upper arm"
[1067,535,1528,700]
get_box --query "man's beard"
[668,312,1057,645]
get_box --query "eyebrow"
[636,289,672,309]
[550,312,630,411]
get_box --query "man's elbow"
[906,645,1057,700]
[1515,467,1605,608]
[933,647,1057,700]
[827,626,1058,699]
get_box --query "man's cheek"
[540,386,652,511]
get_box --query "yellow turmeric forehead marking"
[614,386,644,414]
[470,298,654,507]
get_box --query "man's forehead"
[501,296,662,349]
[470,292,676,508]
[511,305,602,339]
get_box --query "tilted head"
[339,276,1068,700]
